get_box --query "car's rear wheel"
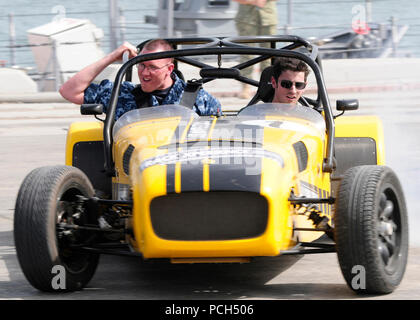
[14,165,99,292]
[334,165,408,294]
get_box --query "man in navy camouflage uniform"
[60,39,221,120]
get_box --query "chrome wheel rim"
[377,188,401,273]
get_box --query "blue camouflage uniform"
[84,73,221,120]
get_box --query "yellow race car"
[14,36,408,294]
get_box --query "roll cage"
[101,35,335,176]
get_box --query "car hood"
[112,104,326,192]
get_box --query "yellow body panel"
[66,110,376,260]
[260,116,331,246]
[65,121,104,166]
[335,115,385,165]
[109,113,331,258]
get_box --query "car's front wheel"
[334,165,408,294]
[14,165,99,292]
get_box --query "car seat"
[245,66,275,107]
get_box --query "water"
[0,0,419,69]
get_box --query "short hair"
[142,39,174,52]
[272,57,310,82]
[141,39,175,62]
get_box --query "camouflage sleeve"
[195,88,222,116]
[84,80,136,118]
[84,79,113,113]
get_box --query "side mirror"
[336,99,359,111]
[81,104,104,115]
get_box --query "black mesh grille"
[150,192,268,241]
[122,144,135,175]
[293,141,308,172]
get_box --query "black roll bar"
[103,37,335,176]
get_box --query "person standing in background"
[233,0,278,99]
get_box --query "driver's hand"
[111,42,138,62]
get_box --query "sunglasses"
[279,80,306,90]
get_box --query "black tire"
[14,165,99,292]
[334,165,408,294]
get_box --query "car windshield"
[238,103,326,134]
[113,103,326,138]
[112,104,199,137]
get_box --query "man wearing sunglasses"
[59,39,221,120]
[270,57,310,105]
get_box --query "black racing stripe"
[184,118,213,141]
[234,123,265,145]
[165,117,194,194]
[165,118,214,194]
[210,120,265,145]
[170,117,192,145]
[208,121,263,193]
[209,119,240,141]
[179,118,211,193]
[166,163,176,194]
[165,118,267,194]
[209,157,261,193]
[165,119,185,194]
[180,161,204,192]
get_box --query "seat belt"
[180,80,203,110]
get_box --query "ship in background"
[145,0,409,59]
[3,0,411,92]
